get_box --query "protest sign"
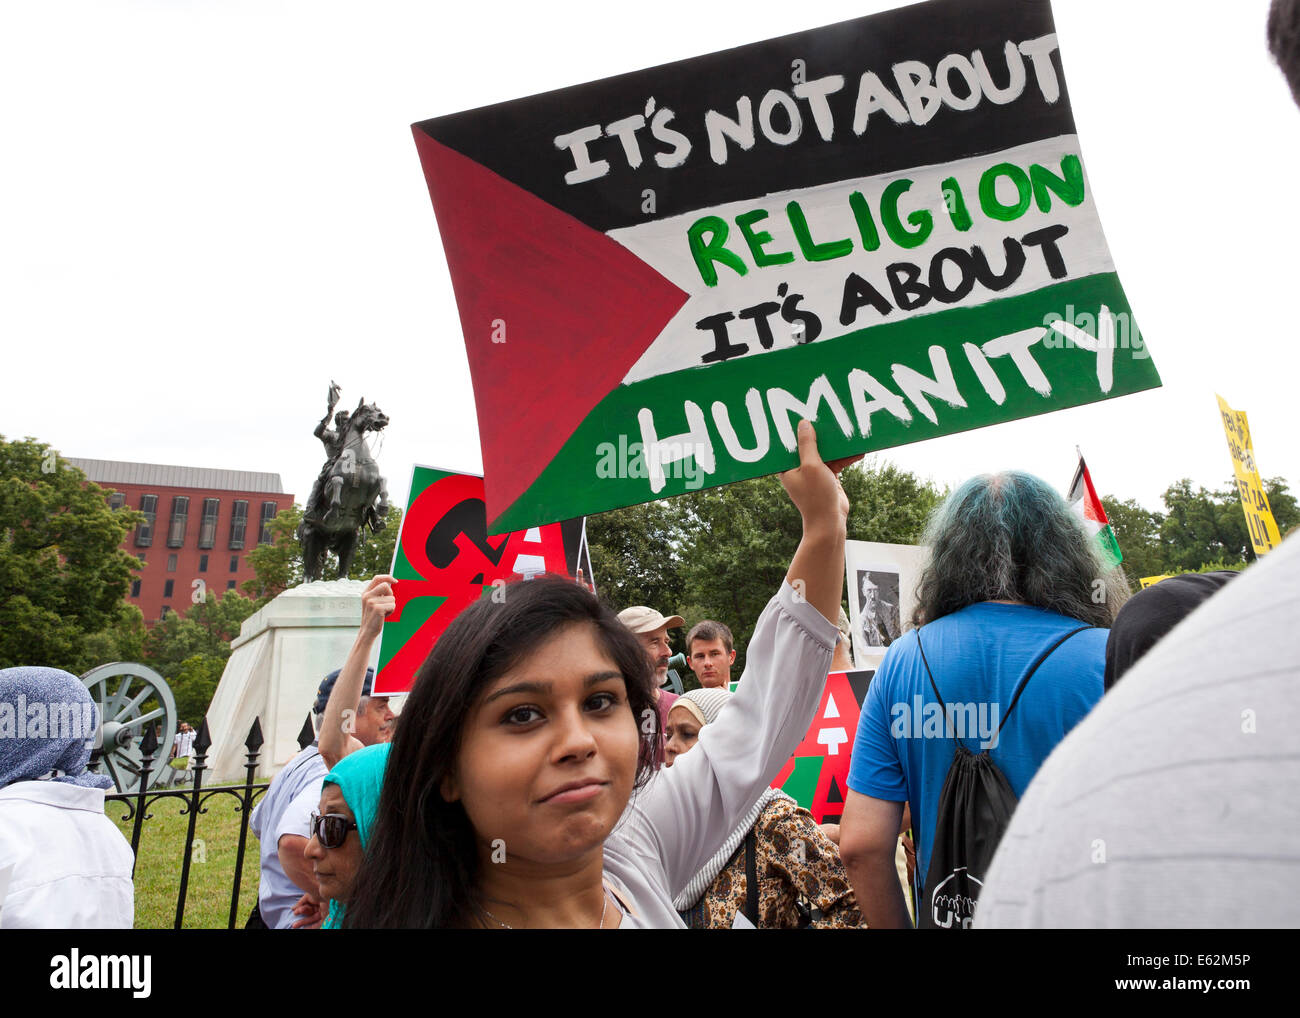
[1216,396,1282,557]
[373,465,591,696]
[771,669,874,823]
[846,540,927,669]
[413,0,1161,531]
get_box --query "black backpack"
[915,624,1093,929]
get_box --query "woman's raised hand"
[359,574,397,642]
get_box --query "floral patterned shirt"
[680,796,864,929]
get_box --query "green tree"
[143,589,258,679]
[76,603,147,673]
[586,462,944,676]
[585,499,687,618]
[1158,479,1241,573]
[1260,477,1300,540]
[842,458,946,547]
[244,504,305,603]
[1109,476,1300,583]
[1213,476,1300,563]
[0,436,143,671]
[348,504,403,578]
[168,653,226,725]
[1102,495,1165,589]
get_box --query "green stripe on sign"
[377,595,444,673]
[781,756,825,811]
[493,272,1160,532]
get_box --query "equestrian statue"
[299,381,390,582]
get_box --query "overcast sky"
[3,0,1296,518]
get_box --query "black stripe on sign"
[414,0,1075,233]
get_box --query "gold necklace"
[482,888,612,929]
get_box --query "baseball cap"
[617,606,685,634]
[313,667,376,716]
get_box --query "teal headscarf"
[320,742,389,929]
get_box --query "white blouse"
[0,780,134,929]
[603,580,837,928]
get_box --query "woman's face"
[443,621,640,867]
[663,705,701,767]
[304,783,364,904]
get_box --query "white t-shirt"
[281,780,325,847]
[603,580,837,928]
[173,729,197,759]
[250,746,328,929]
[0,781,134,929]
[977,534,1300,928]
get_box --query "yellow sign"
[1139,575,1170,589]
[1216,395,1282,556]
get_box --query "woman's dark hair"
[911,471,1128,629]
[342,575,658,929]
[1270,0,1300,106]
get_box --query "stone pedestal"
[204,580,379,782]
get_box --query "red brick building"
[67,459,295,625]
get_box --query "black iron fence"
[104,713,315,929]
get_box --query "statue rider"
[309,381,351,523]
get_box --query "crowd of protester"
[5,414,1295,930]
[6,2,1300,930]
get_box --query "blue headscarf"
[320,742,389,928]
[0,667,112,790]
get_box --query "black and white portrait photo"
[857,567,901,650]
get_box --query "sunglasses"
[310,812,358,849]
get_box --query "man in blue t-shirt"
[839,471,1118,928]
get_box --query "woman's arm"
[782,419,852,626]
[626,420,857,895]
[320,575,395,768]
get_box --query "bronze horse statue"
[299,397,390,581]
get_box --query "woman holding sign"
[344,420,854,929]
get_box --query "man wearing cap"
[247,682,333,929]
[247,577,397,930]
[318,667,395,769]
[319,575,398,769]
[617,604,684,756]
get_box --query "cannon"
[81,662,178,792]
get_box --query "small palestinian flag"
[1068,453,1122,568]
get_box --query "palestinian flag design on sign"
[373,465,592,696]
[413,0,1161,532]
[772,669,875,823]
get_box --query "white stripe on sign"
[611,134,1113,385]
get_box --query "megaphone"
[663,652,689,695]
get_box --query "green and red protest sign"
[413,0,1160,531]
[373,465,591,696]
[771,669,874,823]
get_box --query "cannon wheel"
[81,662,177,792]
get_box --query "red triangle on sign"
[412,129,688,527]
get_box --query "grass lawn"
[110,784,266,930]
